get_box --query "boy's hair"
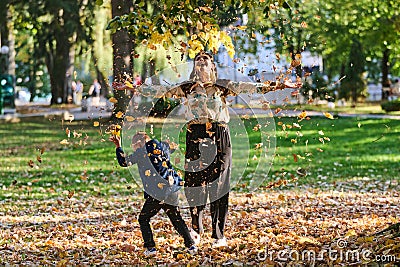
[131,131,149,146]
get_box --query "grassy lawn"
[0,115,399,200]
[274,102,400,115]
[0,115,399,265]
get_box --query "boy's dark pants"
[138,196,194,248]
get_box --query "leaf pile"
[0,186,399,265]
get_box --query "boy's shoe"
[187,245,198,255]
[212,237,227,248]
[143,247,157,257]
[190,228,201,245]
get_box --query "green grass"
[275,102,400,115]
[0,115,399,200]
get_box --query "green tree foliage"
[11,0,97,104]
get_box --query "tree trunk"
[381,48,390,101]
[0,1,9,75]
[66,33,76,104]
[48,34,70,105]
[110,0,134,123]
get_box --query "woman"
[113,51,302,248]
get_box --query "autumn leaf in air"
[324,112,334,119]
[60,139,69,145]
[298,111,307,121]
[115,111,124,119]
[108,97,118,104]
[28,160,34,168]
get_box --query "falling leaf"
[109,97,118,104]
[125,81,134,88]
[60,139,69,145]
[291,90,299,97]
[115,111,124,119]
[93,121,100,127]
[275,107,282,114]
[39,147,46,154]
[298,111,307,121]
[255,143,263,149]
[293,154,298,162]
[145,170,151,176]
[323,112,334,119]
[157,183,165,189]
[125,116,134,122]
[28,160,34,168]
[293,123,301,128]
[73,130,82,138]
[37,155,42,163]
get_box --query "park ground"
[0,103,399,265]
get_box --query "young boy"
[109,131,197,256]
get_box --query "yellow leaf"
[158,183,165,189]
[93,121,100,127]
[298,111,307,120]
[125,115,134,122]
[60,139,69,145]
[145,170,151,176]
[324,112,334,119]
[115,111,124,119]
[111,125,121,136]
[278,194,286,201]
[109,97,118,104]
[125,81,134,89]
[236,25,247,30]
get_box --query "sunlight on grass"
[0,116,399,200]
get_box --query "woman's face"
[194,53,216,83]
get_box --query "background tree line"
[0,0,399,111]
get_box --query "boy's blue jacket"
[116,139,183,199]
